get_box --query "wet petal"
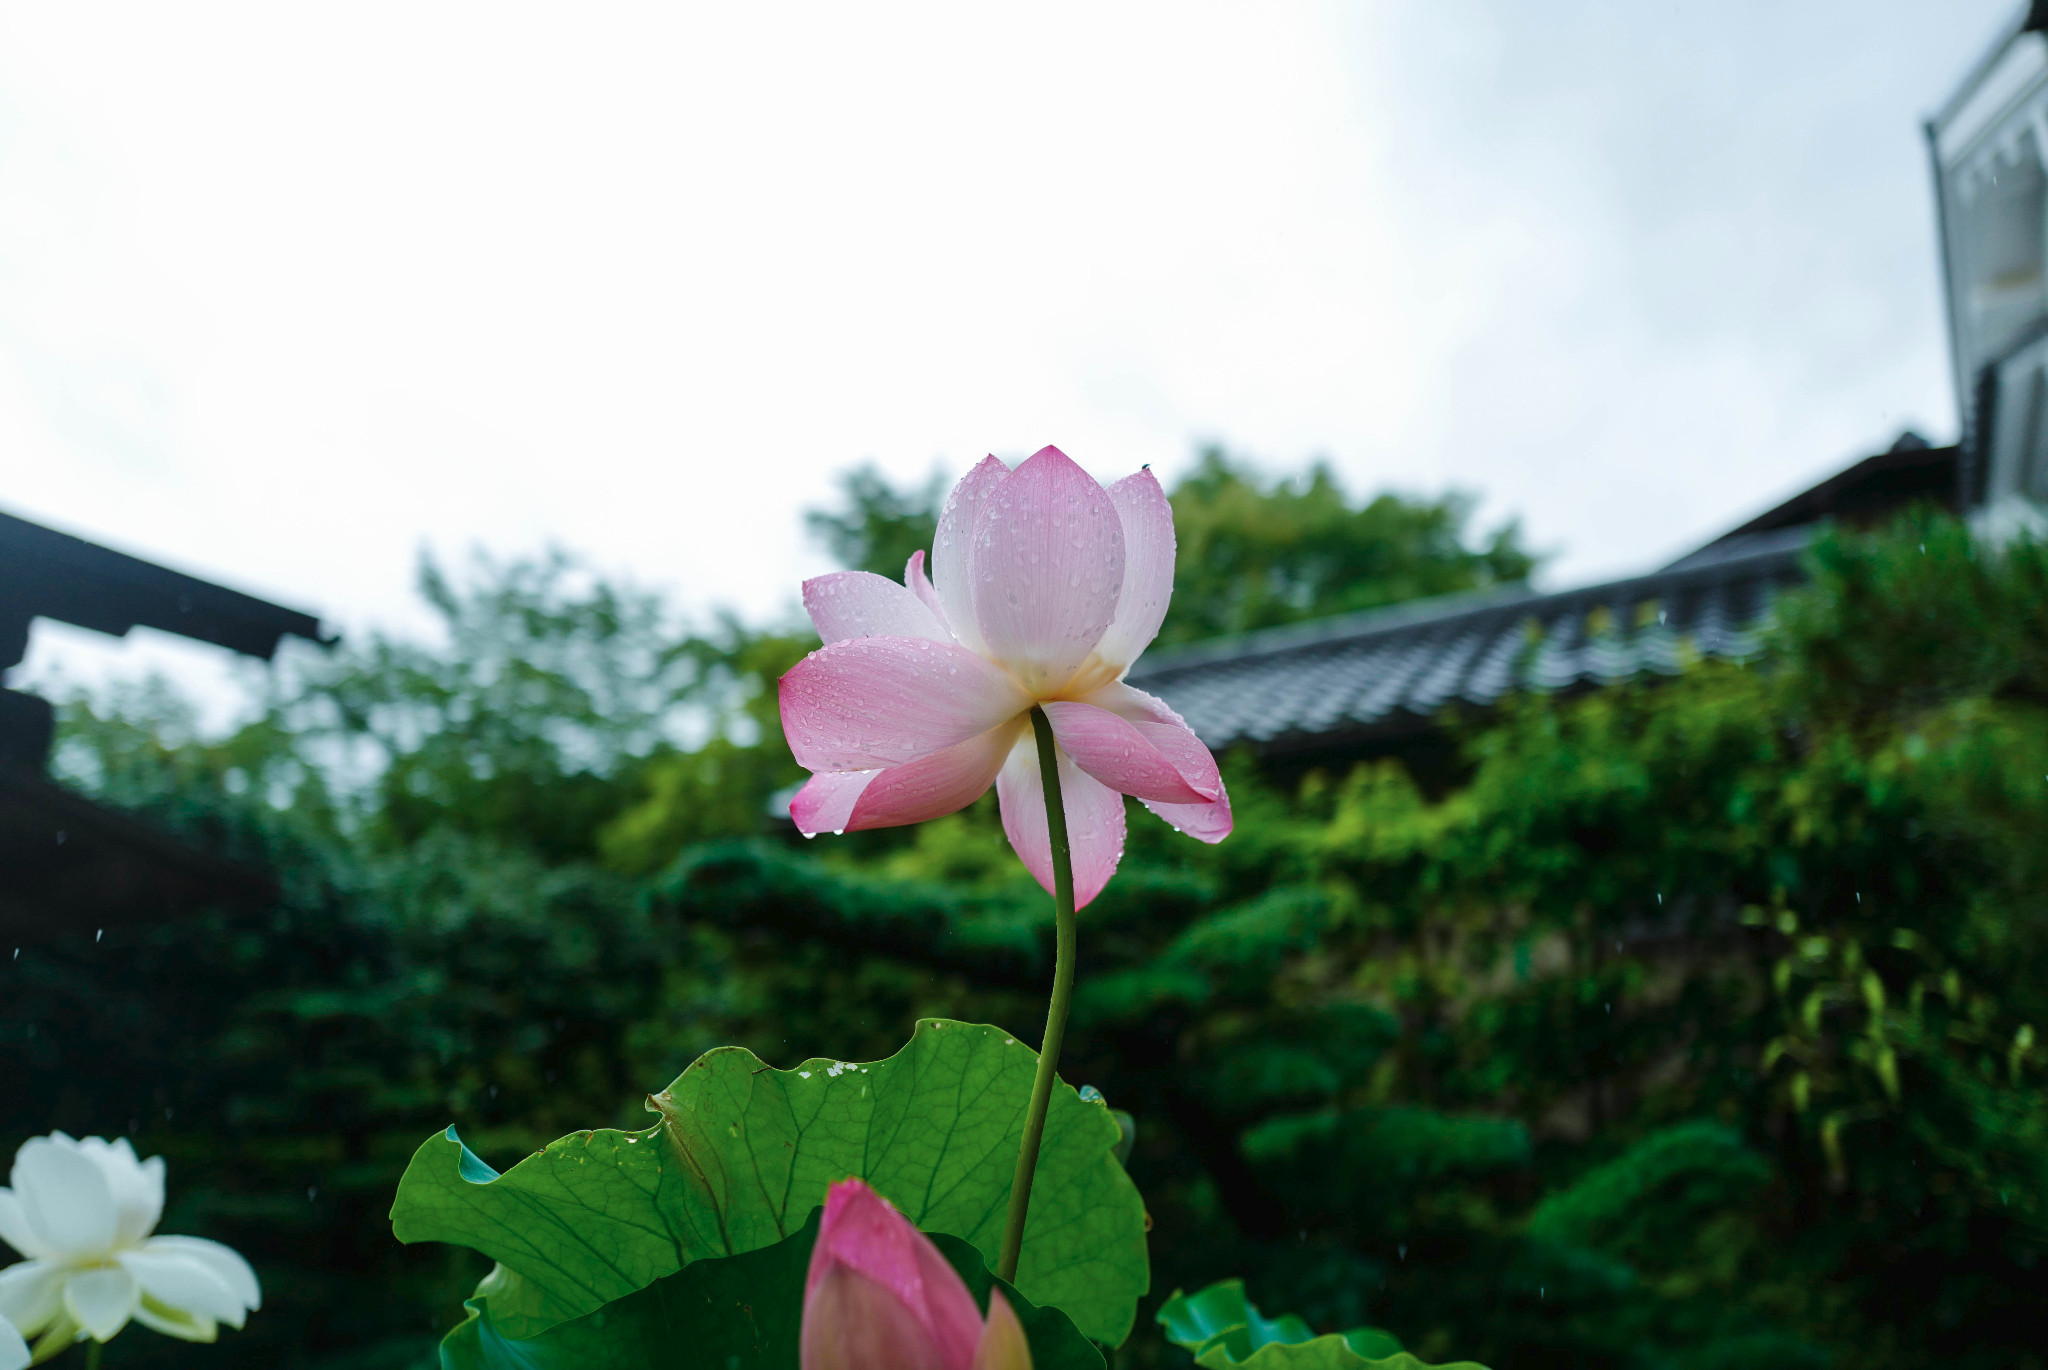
[63,1265,139,1343]
[1085,682,1235,844]
[968,447,1125,696]
[932,456,1009,658]
[780,637,1029,771]
[1041,700,1217,805]
[1076,679,1183,727]
[803,572,952,645]
[1093,467,1176,671]
[14,1137,116,1256]
[789,727,1017,836]
[1141,785,1233,844]
[789,770,880,837]
[846,725,1020,831]
[996,734,1127,910]
[905,550,948,626]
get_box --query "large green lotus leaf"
[439,1208,1104,1370]
[1158,1280,1426,1366]
[393,1019,1147,1346]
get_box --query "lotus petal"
[781,637,1030,771]
[906,550,948,625]
[13,1138,115,1256]
[1140,786,1233,844]
[803,1180,981,1370]
[1040,700,1216,805]
[63,1266,139,1343]
[996,735,1127,910]
[789,769,881,837]
[118,1248,245,1327]
[77,1139,163,1249]
[967,447,1125,696]
[804,572,952,645]
[0,1261,60,1336]
[1093,468,1176,671]
[131,1295,219,1344]
[970,1289,1034,1370]
[0,1192,47,1262]
[931,455,1009,658]
[139,1237,259,1314]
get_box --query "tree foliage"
[1156,450,1536,646]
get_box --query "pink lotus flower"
[801,1179,1032,1370]
[781,445,1230,906]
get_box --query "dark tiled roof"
[1669,439,1958,568]
[1127,524,1811,757]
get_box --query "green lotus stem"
[84,1343,102,1370]
[998,706,1079,1285]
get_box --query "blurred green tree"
[803,462,948,579]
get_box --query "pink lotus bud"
[970,1290,1033,1370]
[801,1179,1034,1370]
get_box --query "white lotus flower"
[0,1134,260,1357]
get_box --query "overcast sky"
[0,2,2017,710]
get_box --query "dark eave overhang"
[0,508,327,665]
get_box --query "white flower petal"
[0,1311,27,1370]
[140,1238,260,1314]
[0,1261,62,1335]
[0,1194,47,1262]
[13,1140,116,1256]
[62,1266,138,1343]
[132,1296,218,1343]
[117,1250,244,1327]
[77,1140,163,1248]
